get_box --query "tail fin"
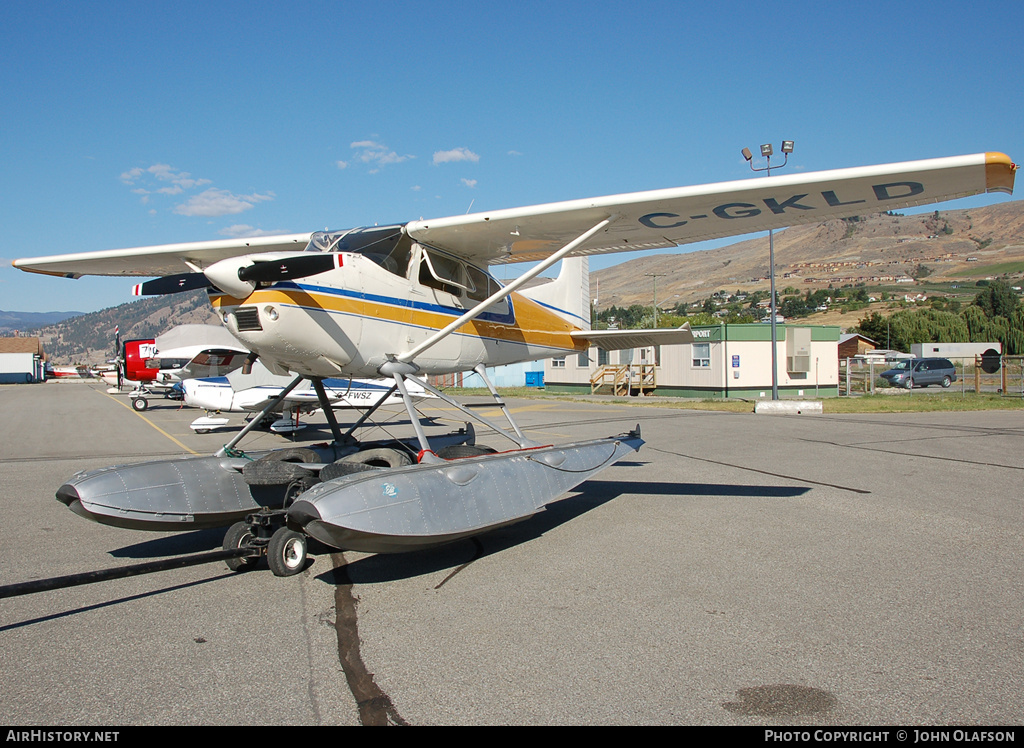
[518,256,591,330]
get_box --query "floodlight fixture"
[781,140,795,154]
[760,143,773,157]
[741,147,753,162]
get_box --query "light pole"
[742,140,794,400]
[645,272,666,328]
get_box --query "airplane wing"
[10,153,1014,277]
[572,325,695,351]
[406,153,1016,265]
[12,233,312,278]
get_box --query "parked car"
[880,358,957,389]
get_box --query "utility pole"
[645,273,666,328]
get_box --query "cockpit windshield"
[304,225,411,277]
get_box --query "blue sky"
[2,0,1022,313]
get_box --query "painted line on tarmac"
[101,392,199,455]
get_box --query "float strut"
[215,373,306,456]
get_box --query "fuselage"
[182,376,423,413]
[208,235,586,379]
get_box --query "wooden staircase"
[590,364,657,396]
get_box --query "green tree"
[973,280,1020,319]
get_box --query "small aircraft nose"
[55,483,79,507]
[286,500,321,531]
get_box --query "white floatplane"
[12,152,1016,574]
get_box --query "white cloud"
[123,163,211,190]
[218,224,287,238]
[120,167,144,184]
[461,178,477,188]
[122,162,275,219]
[433,147,480,165]
[174,188,275,217]
[349,140,413,169]
[336,160,349,169]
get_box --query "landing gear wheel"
[132,396,149,411]
[223,521,258,572]
[267,527,307,577]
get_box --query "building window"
[577,352,588,367]
[552,357,566,368]
[692,343,710,368]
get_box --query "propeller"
[133,273,215,296]
[236,253,341,284]
[131,254,341,297]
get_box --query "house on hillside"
[0,337,46,383]
[838,333,877,359]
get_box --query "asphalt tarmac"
[1,380,1022,726]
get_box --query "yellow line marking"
[101,391,199,455]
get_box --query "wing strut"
[396,215,617,363]
[214,373,306,457]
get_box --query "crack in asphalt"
[329,552,409,726]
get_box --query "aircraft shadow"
[110,528,227,558]
[319,479,810,585]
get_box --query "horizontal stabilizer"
[572,323,694,351]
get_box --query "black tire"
[223,521,258,572]
[437,444,499,459]
[267,527,307,577]
[339,447,413,469]
[260,448,319,464]
[941,376,951,388]
[243,460,314,486]
[319,460,382,482]
[132,397,149,411]
[904,379,913,390]
[242,448,320,486]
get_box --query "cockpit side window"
[419,249,465,296]
[363,235,412,278]
[466,265,499,302]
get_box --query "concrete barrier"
[754,400,823,415]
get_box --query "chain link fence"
[840,355,1024,397]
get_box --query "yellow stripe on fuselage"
[210,286,589,353]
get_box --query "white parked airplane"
[182,360,432,433]
[13,152,1016,574]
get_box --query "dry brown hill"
[591,200,1024,311]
